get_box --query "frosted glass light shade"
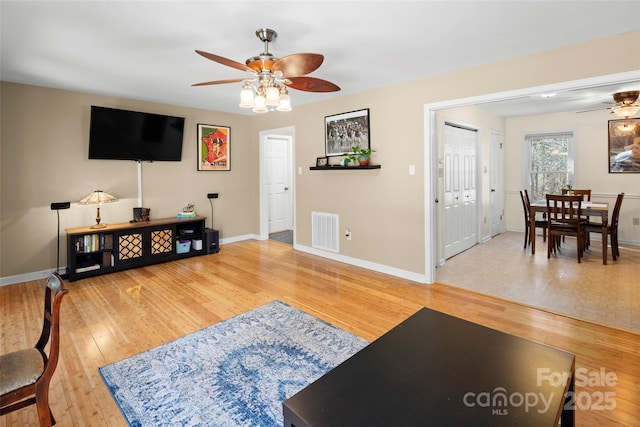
[239,86,255,108]
[252,94,268,113]
[265,86,280,106]
[276,94,292,112]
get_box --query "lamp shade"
[79,190,118,228]
[79,190,118,205]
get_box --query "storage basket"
[176,240,191,254]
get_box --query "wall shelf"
[310,165,381,170]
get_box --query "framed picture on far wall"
[324,108,370,156]
[608,118,640,173]
[198,124,230,171]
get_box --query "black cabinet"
[66,216,208,281]
[205,228,220,254]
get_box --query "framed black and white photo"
[324,108,370,156]
[609,118,640,173]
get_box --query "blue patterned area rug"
[99,300,369,427]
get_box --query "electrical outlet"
[633,217,640,226]
[207,193,219,199]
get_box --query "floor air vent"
[312,212,339,253]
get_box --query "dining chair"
[546,194,588,263]
[562,188,591,201]
[584,193,624,261]
[560,189,591,243]
[0,272,69,427]
[520,190,547,248]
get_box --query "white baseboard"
[0,269,56,287]
[293,243,428,284]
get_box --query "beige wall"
[2,30,639,282]
[0,84,257,279]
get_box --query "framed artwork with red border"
[198,124,230,171]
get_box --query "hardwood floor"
[1,239,639,426]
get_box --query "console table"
[66,216,208,281]
[284,307,575,427]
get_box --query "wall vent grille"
[311,212,339,253]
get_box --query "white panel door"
[444,124,478,259]
[265,136,291,233]
[460,127,477,250]
[443,124,461,258]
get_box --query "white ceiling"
[2,1,640,117]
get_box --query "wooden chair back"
[0,272,69,426]
[546,194,587,262]
[611,193,624,229]
[562,188,591,201]
[519,190,529,220]
[546,194,583,224]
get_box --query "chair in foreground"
[584,193,624,261]
[0,272,69,427]
[520,190,547,248]
[546,194,588,263]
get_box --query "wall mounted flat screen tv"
[89,106,185,161]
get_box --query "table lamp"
[78,190,118,228]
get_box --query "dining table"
[529,200,610,264]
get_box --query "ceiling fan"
[578,90,640,119]
[192,28,340,112]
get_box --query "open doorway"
[424,71,640,284]
[259,127,295,244]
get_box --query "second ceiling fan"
[193,28,340,112]
[578,90,640,119]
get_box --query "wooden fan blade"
[192,78,246,87]
[273,53,324,77]
[286,76,340,92]
[576,106,613,114]
[195,50,252,73]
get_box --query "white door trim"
[259,126,295,241]
[489,130,504,238]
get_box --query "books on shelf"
[74,232,114,253]
[177,211,196,218]
[75,264,100,273]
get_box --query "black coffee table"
[283,307,575,427]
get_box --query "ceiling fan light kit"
[194,28,340,113]
[612,90,640,119]
[613,105,640,119]
[577,90,640,119]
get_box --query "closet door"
[443,123,478,259]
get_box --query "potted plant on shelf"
[343,146,374,166]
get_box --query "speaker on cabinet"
[205,228,219,254]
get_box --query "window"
[524,131,575,202]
